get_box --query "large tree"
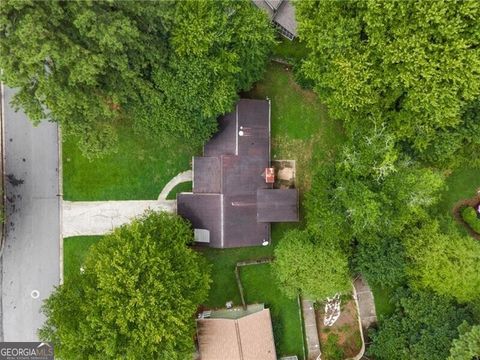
[448,323,480,360]
[354,234,407,287]
[40,212,211,359]
[273,229,351,300]
[405,220,480,303]
[296,0,480,162]
[0,0,274,157]
[305,155,444,287]
[368,289,473,360]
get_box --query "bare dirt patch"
[316,298,362,359]
[272,133,321,192]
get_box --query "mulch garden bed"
[315,298,362,360]
[451,190,480,240]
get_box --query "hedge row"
[461,206,480,234]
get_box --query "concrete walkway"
[353,276,377,329]
[158,170,192,200]
[301,299,321,360]
[63,200,175,237]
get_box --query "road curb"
[0,81,5,342]
[58,125,64,285]
[0,82,6,258]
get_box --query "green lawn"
[272,37,309,63]
[241,263,304,359]
[245,62,345,192]
[63,236,101,281]
[436,166,480,215]
[166,181,192,200]
[199,223,296,307]
[63,124,199,201]
[370,285,396,319]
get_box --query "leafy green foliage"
[297,0,480,159]
[448,323,480,360]
[306,143,444,284]
[322,334,344,360]
[422,99,480,168]
[354,236,407,287]
[405,220,480,303]
[0,0,275,157]
[461,206,480,234]
[40,212,211,359]
[368,289,473,360]
[273,229,351,300]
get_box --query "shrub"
[461,206,480,234]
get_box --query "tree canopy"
[448,323,480,360]
[368,289,473,360]
[296,0,480,164]
[40,212,211,359]
[0,0,275,157]
[273,229,351,300]
[405,220,480,303]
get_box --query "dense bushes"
[461,206,480,234]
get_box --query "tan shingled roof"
[197,309,277,360]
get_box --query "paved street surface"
[1,86,61,341]
[63,200,175,237]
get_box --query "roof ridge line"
[234,319,244,360]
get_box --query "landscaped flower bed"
[315,296,363,360]
[461,205,480,234]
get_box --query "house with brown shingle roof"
[197,305,277,360]
[177,99,299,248]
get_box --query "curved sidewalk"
[63,200,175,237]
[158,170,192,200]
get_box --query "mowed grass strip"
[63,236,102,282]
[63,123,200,201]
[166,181,193,200]
[436,166,480,215]
[370,285,396,319]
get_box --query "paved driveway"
[1,86,61,341]
[63,200,175,237]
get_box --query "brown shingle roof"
[177,99,299,248]
[257,189,299,222]
[197,309,277,360]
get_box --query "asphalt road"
[1,86,61,341]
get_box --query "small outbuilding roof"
[197,308,277,360]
